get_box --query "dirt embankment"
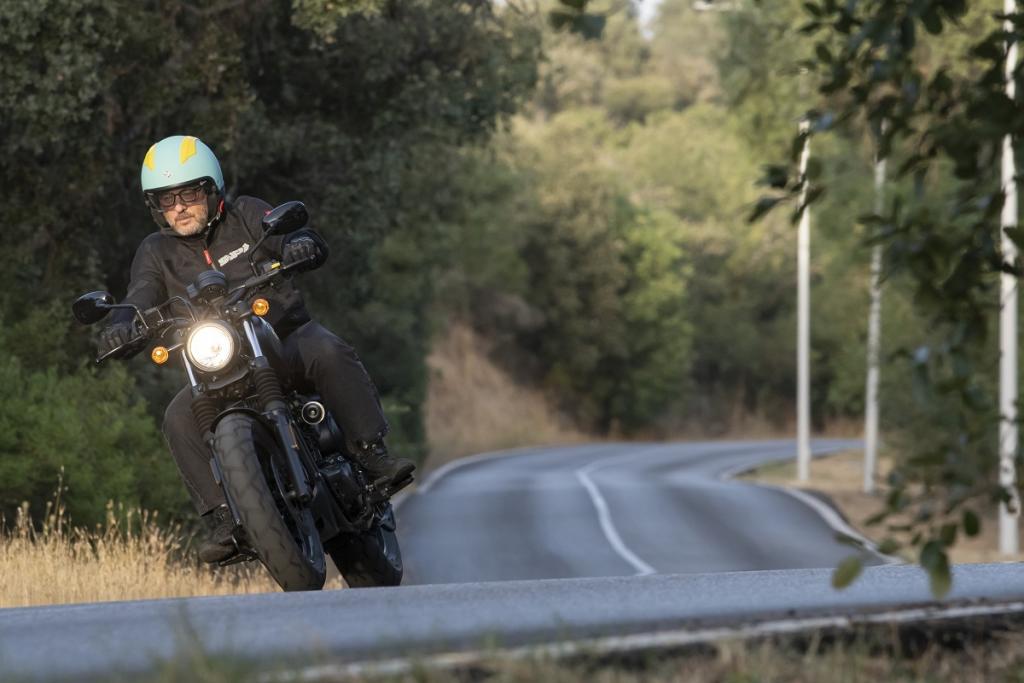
[423,322,587,470]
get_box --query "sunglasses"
[148,182,209,210]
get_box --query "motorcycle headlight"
[186,322,236,373]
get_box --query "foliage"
[0,0,540,522]
[754,0,1022,594]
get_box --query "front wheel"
[213,413,326,591]
[326,505,403,588]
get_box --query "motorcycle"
[72,201,407,591]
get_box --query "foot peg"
[366,472,414,504]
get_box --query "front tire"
[213,413,326,591]
[326,505,403,588]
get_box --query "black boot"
[352,438,415,491]
[198,504,238,563]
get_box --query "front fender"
[210,406,269,438]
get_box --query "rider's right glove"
[97,321,137,358]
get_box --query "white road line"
[416,446,548,494]
[716,443,902,565]
[576,455,657,576]
[393,446,545,513]
[759,484,900,564]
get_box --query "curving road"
[8,440,1024,682]
[397,439,887,584]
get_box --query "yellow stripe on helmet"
[179,136,198,165]
[143,145,157,170]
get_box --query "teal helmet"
[140,135,225,230]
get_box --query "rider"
[98,135,415,563]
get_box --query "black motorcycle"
[72,201,406,591]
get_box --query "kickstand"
[218,549,259,567]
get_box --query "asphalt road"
[397,439,886,584]
[4,564,1024,681]
[5,440,1022,682]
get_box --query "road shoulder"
[738,449,1023,565]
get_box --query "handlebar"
[94,256,313,364]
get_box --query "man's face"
[158,184,209,236]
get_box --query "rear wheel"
[326,505,403,588]
[213,413,326,591]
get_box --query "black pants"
[163,320,388,515]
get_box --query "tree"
[0,0,541,521]
[756,0,1020,594]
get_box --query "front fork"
[242,318,313,503]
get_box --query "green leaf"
[815,43,833,64]
[940,522,957,547]
[799,20,824,34]
[803,1,823,17]
[1004,227,1024,251]
[920,541,952,598]
[548,10,575,30]
[832,556,864,589]
[791,131,809,163]
[549,11,606,39]
[758,165,790,189]
[942,0,967,20]
[899,17,916,50]
[962,508,981,537]
[806,157,824,180]
[749,196,784,223]
[865,509,889,526]
[878,538,902,555]
[921,8,943,35]
[803,185,826,207]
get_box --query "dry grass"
[739,449,1024,565]
[0,495,342,608]
[424,323,589,470]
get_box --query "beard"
[167,207,209,236]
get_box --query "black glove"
[97,321,137,358]
[282,237,319,268]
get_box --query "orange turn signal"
[252,298,270,317]
[151,346,170,365]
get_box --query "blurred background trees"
[0,0,1007,528]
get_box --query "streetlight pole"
[797,119,812,482]
[691,0,813,480]
[999,0,1020,556]
[864,142,886,494]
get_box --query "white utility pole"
[864,144,886,494]
[999,0,1020,556]
[797,119,812,482]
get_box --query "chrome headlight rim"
[185,321,237,373]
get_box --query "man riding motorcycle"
[100,134,415,563]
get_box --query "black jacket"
[117,196,328,337]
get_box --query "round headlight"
[186,322,236,373]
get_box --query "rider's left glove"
[282,237,319,268]
[97,321,139,359]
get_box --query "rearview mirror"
[261,201,309,236]
[72,291,115,325]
